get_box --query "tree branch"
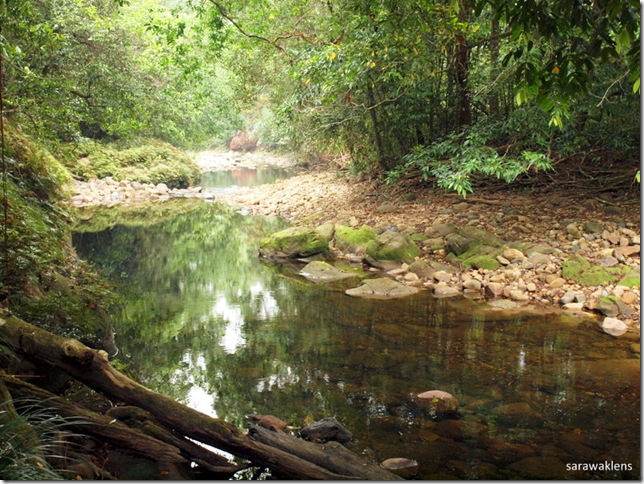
[206,0,286,53]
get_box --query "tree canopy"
[0,0,639,193]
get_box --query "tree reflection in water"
[73,199,640,480]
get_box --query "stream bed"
[72,185,640,479]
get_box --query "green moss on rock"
[365,231,420,262]
[562,254,592,279]
[462,255,501,270]
[334,225,377,253]
[618,270,640,288]
[260,226,329,259]
[563,254,630,285]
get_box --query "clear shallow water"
[199,167,292,192]
[72,198,640,480]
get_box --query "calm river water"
[72,174,640,480]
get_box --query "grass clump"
[0,396,80,480]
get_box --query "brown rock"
[485,282,504,298]
[614,245,640,258]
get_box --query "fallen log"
[0,311,402,480]
[249,424,398,480]
[2,375,194,470]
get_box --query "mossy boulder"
[365,230,420,262]
[562,254,630,286]
[562,254,591,279]
[334,225,378,254]
[345,278,421,299]
[299,261,358,282]
[458,244,502,270]
[462,255,501,271]
[259,226,330,259]
[595,296,621,317]
[445,227,503,256]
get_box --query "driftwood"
[1,374,240,478]
[0,311,401,480]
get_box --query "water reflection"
[72,199,640,480]
[200,167,292,192]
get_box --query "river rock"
[380,458,419,479]
[503,248,525,261]
[334,225,377,254]
[583,220,604,234]
[614,245,640,258]
[434,419,488,441]
[229,130,257,151]
[601,317,628,336]
[560,290,585,305]
[299,261,357,282]
[486,442,536,465]
[484,282,504,298]
[491,402,544,427]
[365,230,420,263]
[345,278,420,299]
[315,221,335,241]
[416,390,459,418]
[407,259,434,278]
[508,456,566,479]
[462,279,482,291]
[259,226,329,259]
[594,296,620,317]
[433,284,461,298]
[300,417,353,444]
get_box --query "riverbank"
[68,150,641,336]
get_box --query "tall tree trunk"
[454,0,472,129]
[366,83,389,170]
[488,16,500,117]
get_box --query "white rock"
[601,317,628,337]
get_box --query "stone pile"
[68,177,210,207]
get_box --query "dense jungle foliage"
[1,0,639,191]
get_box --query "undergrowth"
[0,397,84,480]
[64,138,201,189]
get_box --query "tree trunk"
[454,0,472,129]
[0,311,402,480]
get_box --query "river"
[71,169,640,480]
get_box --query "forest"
[0,0,641,480]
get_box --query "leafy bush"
[387,126,553,197]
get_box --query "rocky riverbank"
[68,150,641,337]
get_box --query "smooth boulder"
[299,261,358,282]
[345,278,421,299]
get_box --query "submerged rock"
[491,402,544,427]
[299,261,358,282]
[380,458,419,479]
[300,417,353,444]
[345,278,421,299]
